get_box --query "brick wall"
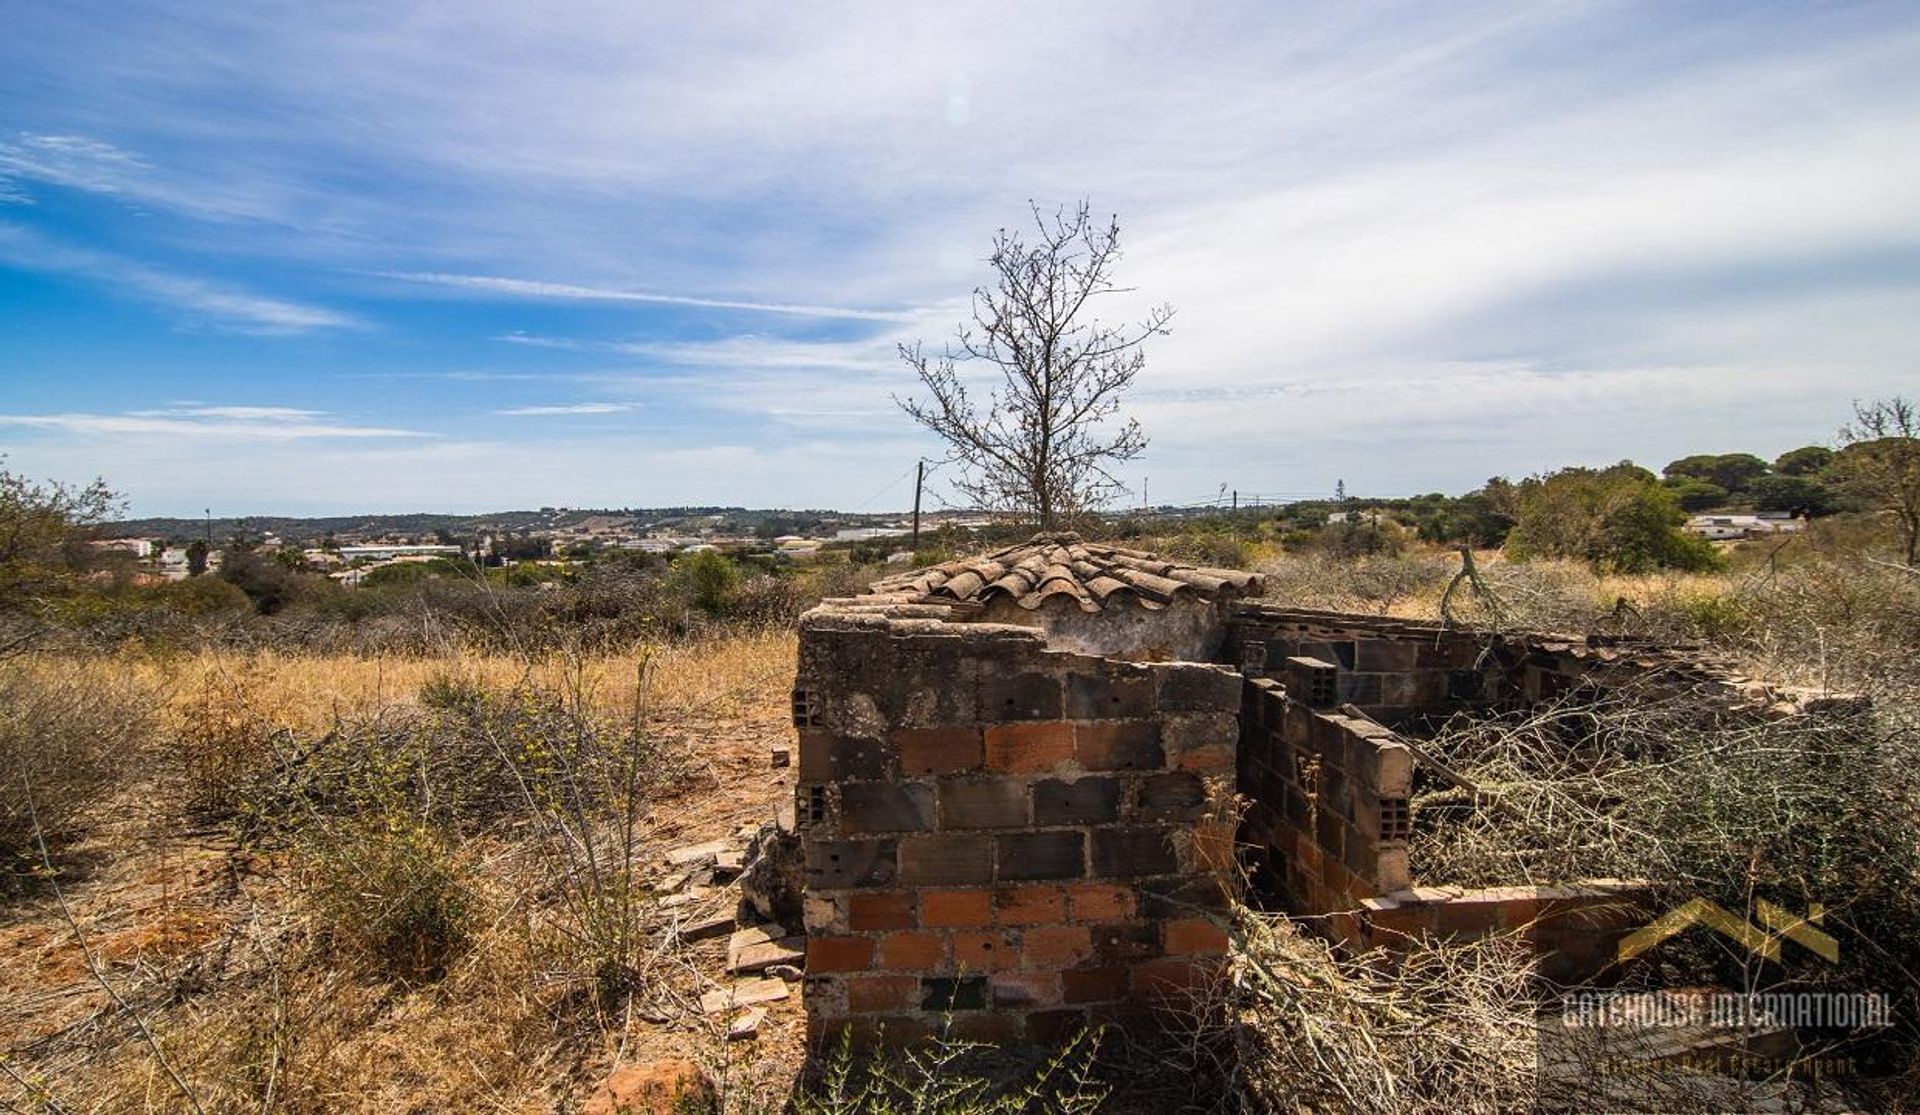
[1355,882,1650,985]
[1226,603,1779,724]
[1237,677,1413,918]
[794,613,1244,1044]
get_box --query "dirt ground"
[0,635,816,1113]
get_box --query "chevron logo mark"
[1617,897,1838,964]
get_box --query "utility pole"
[204,508,212,545]
[1142,477,1149,513]
[1232,489,1238,512]
[910,460,924,552]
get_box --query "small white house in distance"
[833,527,910,542]
[1687,514,1806,540]
[90,538,157,559]
[335,544,464,562]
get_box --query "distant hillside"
[104,506,905,544]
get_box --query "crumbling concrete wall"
[791,569,1851,1043]
[1237,677,1413,915]
[977,593,1232,663]
[1225,604,1796,725]
[1224,604,1826,982]
[793,611,1242,1044]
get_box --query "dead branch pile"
[1229,910,1541,1114]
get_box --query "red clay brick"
[807,936,876,973]
[996,885,1066,927]
[1131,956,1224,1002]
[1023,925,1094,968]
[1067,884,1133,922]
[1176,743,1236,771]
[896,727,983,776]
[820,1015,936,1049]
[1163,917,1231,957]
[847,974,920,1013]
[1026,1008,1089,1044]
[1061,965,1129,1004]
[951,930,1018,972]
[988,970,1062,1008]
[848,892,916,932]
[1075,721,1164,771]
[1091,922,1161,963]
[984,722,1074,773]
[921,889,994,928]
[1361,900,1428,942]
[876,932,946,970]
[942,1012,1027,1045]
[1432,896,1503,935]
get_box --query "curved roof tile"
[865,532,1264,614]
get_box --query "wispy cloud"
[0,223,358,333]
[0,134,149,200]
[0,130,314,228]
[129,405,325,421]
[497,330,908,374]
[4,4,1920,510]
[494,402,637,416]
[0,408,421,439]
[386,272,919,322]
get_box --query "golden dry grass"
[0,629,806,1114]
[4,627,799,737]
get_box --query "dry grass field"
[4,541,1919,1112]
[1,630,811,1113]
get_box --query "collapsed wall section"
[1226,603,1794,724]
[1237,677,1413,913]
[793,611,1243,1045]
[1233,671,1649,981]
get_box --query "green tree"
[1830,397,1920,566]
[672,550,740,615]
[185,538,210,577]
[1662,477,1728,512]
[1662,452,1770,495]
[1747,474,1837,518]
[1773,445,1834,477]
[1506,462,1720,573]
[0,464,121,608]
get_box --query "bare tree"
[1833,397,1920,566]
[896,201,1172,529]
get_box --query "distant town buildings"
[1685,512,1805,540]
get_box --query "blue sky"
[2,1,1917,517]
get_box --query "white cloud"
[0,409,421,440]
[4,4,1920,508]
[129,405,327,421]
[0,223,358,333]
[494,402,636,416]
[386,272,920,322]
[0,130,309,225]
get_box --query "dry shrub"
[245,663,676,1008]
[796,1026,1107,1115]
[1408,691,1920,895]
[0,657,153,886]
[169,660,288,817]
[1405,692,1920,1104]
[301,817,478,981]
[1255,550,1456,615]
[1232,910,1541,1113]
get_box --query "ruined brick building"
[790,533,1842,1044]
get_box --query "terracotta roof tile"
[865,532,1264,614]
